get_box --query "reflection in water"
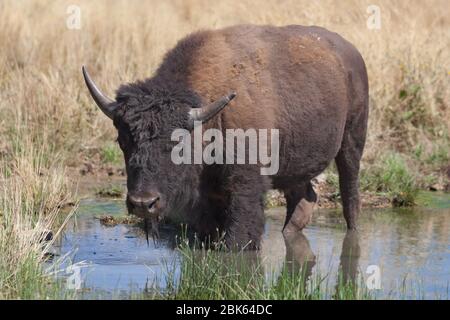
[338,230,360,286]
[283,231,316,287]
[54,198,450,299]
[274,230,361,297]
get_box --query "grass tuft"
[361,153,418,206]
[101,143,122,165]
[0,139,75,299]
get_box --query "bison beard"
[82,24,369,250]
[143,216,159,245]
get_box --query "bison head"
[82,66,235,236]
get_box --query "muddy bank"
[68,165,392,209]
[67,155,450,210]
[265,174,391,209]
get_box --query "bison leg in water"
[222,165,269,250]
[282,182,317,233]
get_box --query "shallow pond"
[52,196,450,299]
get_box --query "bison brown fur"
[83,24,369,250]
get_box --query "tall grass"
[0,0,447,171]
[0,138,74,299]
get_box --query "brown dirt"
[68,160,391,208]
[66,164,126,199]
[313,181,391,209]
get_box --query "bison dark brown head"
[82,66,235,238]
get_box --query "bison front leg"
[282,182,317,234]
[222,166,269,250]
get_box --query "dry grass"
[0,137,74,299]
[0,0,448,170]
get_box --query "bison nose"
[128,193,160,210]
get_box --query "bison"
[83,24,368,249]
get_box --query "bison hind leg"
[334,107,367,230]
[282,182,317,234]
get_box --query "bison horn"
[82,66,116,119]
[189,92,236,127]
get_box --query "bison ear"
[188,92,236,128]
[82,66,117,119]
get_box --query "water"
[52,200,179,298]
[263,206,450,299]
[52,197,450,299]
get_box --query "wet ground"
[52,195,450,299]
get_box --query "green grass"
[426,144,449,167]
[323,154,420,207]
[101,143,122,165]
[149,238,371,300]
[360,153,419,206]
